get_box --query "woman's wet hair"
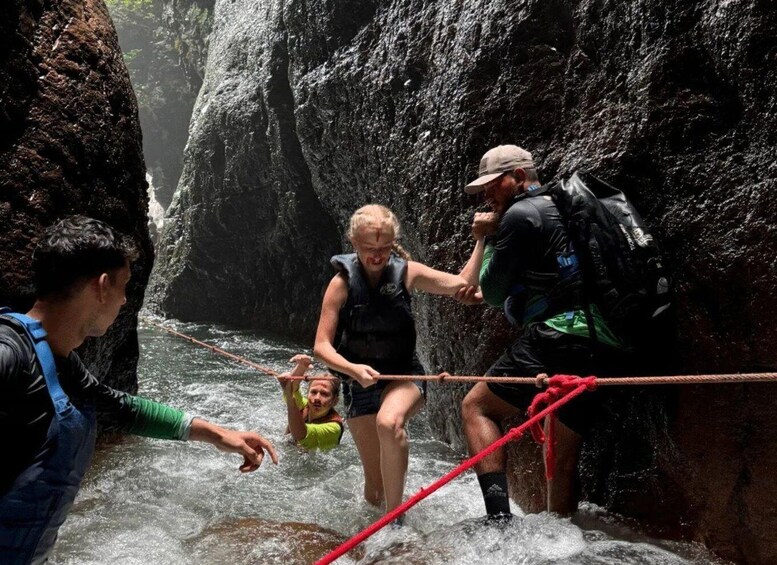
[347,204,412,261]
[310,375,341,400]
[33,215,139,298]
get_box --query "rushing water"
[51,320,727,565]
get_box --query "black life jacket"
[331,253,417,374]
[528,172,671,340]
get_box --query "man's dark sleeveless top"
[331,253,417,375]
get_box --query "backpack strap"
[1,311,63,399]
[522,185,602,344]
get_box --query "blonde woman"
[314,205,484,516]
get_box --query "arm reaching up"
[279,354,313,442]
[277,354,313,393]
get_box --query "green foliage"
[193,6,210,27]
[123,48,142,65]
[105,0,152,9]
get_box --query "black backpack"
[543,172,671,342]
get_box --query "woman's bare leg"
[348,414,384,506]
[376,381,424,513]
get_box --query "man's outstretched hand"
[190,419,279,473]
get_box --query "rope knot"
[526,374,598,481]
[436,371,450,383]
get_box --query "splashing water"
[50,321,727,565]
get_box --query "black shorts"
[486,322,630,435]
[340,359,426,419]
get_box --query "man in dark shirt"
[0,216,278,565]
[458,145,629,520]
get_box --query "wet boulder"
[187,517,364,563]
[0,0,152,391]
[146,0,344,339]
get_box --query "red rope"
[527,375,598,481]
[313,378,594,565]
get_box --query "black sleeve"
[63,354,186,438]
[61,354,139,433]
[0,326,50,495]
[0,331,23,397]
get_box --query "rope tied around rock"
[527,375,598,480]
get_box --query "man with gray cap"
[459,145,629,519]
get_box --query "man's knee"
[463,383,519,426]
[462,384,488,424]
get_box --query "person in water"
[277,354,344,450]
[314,204,484,515]
[0,216,279,565]
[457,145,631,519]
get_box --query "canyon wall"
[148,1,777,561]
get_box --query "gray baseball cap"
[464,145,535,194]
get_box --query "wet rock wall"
[147,1,344,338]
[0,0,152,391]
[150,0,776,561]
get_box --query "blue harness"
[0,312,97,565]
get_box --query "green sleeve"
[124,396,187,440]
[282,387,307,410]
[479,242,494,281]
[479,242,509,306]
[298,422,344,451]
[293,388,306,410]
